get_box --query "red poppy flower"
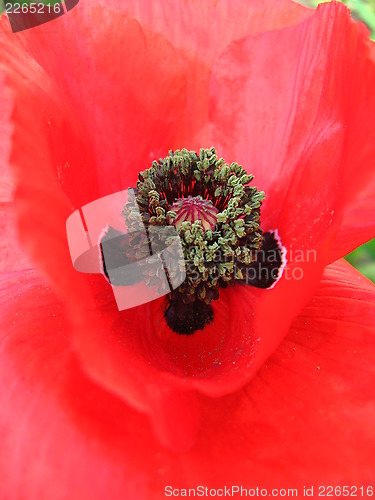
[1,0,375,497]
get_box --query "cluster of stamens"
[122,147,265,334]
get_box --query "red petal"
[0,74,33,271]
[0,5,187,298]
[0,18,95,302]
[329,171,375,261]
[186,261,375,486]
[210,1,375,258]
[0,271,144,498]
[0,69,14,202]
[68,249,330,451]
[103,0,311,148]
[328,39,375,260]
[0,203,32,272]
[1,261,374,496]
[3,5,188,206]
[104,0,311,62]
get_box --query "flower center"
[101,148,286,335]
[122,147,268,334]
[168,196,218,231]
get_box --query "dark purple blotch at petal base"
[237,230,287,289]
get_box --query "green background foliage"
[0,0,374,281]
